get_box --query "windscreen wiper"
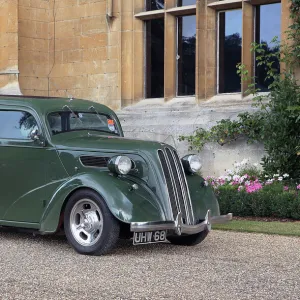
[62,104,83,127]
[88,106,106,125]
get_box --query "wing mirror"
[30,128,40,141]
[30,129,45,146]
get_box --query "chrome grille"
[158,148,194,225]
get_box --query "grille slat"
[158,151,178,218]
[165,148,187,223]
[158,147,194,225]
[80,156,109,168]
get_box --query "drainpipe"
[107,0,113,18]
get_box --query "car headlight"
[108,155,132,175]
[181,155,202,174]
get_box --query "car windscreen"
[48,111,120,136]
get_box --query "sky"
[181,3,281,46]
[225,4,281,45]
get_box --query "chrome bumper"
[130,210,232,236]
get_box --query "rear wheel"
[167,229,209,246]
[64,189,120,256]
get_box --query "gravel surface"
[0,229,299,300]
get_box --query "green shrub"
[217,186,300,220]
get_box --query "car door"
[0,108,47,225]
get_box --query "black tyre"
[64,189,120,256]
[167,229,209,246]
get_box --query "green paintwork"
[0,95,221,234]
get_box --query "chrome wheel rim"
[70,199,104,247]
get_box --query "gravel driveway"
[0,229,299,300]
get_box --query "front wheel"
[167,229,209,246]
[64,189,120,256]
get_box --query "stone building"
[0,0,297,174]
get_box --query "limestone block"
[81,16,107,35]
[55,19,81,38]
[88,73,106,88]
[19,75,48,90]
[55,37,80,51]
[82,47,108,61]
[49,75,88,90]
[80,33,107,49]
[84,2,106,18]
[63,49,83,63]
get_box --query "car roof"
[0,95,115,116]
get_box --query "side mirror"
[30,128,40,141]
[30,129,46,146]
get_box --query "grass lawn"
[213,220,300,237]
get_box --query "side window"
[0,110,38,140]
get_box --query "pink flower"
[245,180,263,193]
[297,184,300,190]
[284,186,289,191]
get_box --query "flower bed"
[205,159,300,220]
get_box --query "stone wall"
[18,0,53,96]
[47,0,121,110]
[15,0,121,110]
[0,0,20,94]
[117,96,265,177]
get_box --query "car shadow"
[0,227,183,256]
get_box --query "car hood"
[51,131,166,153]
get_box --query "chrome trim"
[169,149,191,224]
[157,149,176,221]
[211,213,233,224]
[163,148,182,217]
[172,150,195,225]
[130,211,233,235]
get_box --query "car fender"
[40,172,165,233]
[186,174,221,222]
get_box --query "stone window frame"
[120,0,288,107]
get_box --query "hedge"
[217,187,300,220]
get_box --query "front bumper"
[130,210,232,236]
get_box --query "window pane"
[0,111,38,139]
[146,0,164,11]
[177,15,196,96]
[145,19,165,98]
[255,3,281,91]
[219,10,242,93]
[177,0,196,6]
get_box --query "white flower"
[241,158,249,165]
[278,177,283,181]
[234,162,241,168]
[273,174,279,177]
[204,181,209,187]
[239,176,246,183]
[245,180,251,186]
[283,173,289,178]
[265,175,269,178]
[226,169,234,175]
[233,175,240,181]
[253,163,258,167]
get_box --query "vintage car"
[0,95,232,255]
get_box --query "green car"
[0,95,232,255]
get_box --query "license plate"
[133,230,167,245]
